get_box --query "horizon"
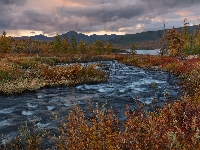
[1,0,200,37]
[8,24,198,38]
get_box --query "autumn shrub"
[2,98,199,149]
[117,55,142,67]
[0,70,11,82]
[0,54,110,94]
[183,66,200,95]
[162,61,187,75]
[41,64,82,84]
[56,54,115,64]
[0,58,22,82]
[15,58,37,69]
[117,55,176,69]
[41,63,108,86]
[1,118,50,150]
[35,57,57,66]
[50,103,121,150]
[51,99,200,150]
[1,53,200,149]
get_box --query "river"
[0,60,181,142]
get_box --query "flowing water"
[0,60,181,142]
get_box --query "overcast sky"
[1,0,200,37]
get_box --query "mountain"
[14,24,200,48]
[14,31,122,44]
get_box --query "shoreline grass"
[0,54,112,94]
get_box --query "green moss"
[35,57,60,65]
[0,70,11,82]
[17,59,36,69]
[35,57,55,65]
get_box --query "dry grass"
[0,54,110,94]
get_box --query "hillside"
[14,25,199,49]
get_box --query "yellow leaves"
[86,127,89,132]
[165,27,185,57]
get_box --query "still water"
[136,49,160,55]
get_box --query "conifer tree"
[195,25,200,45]
[69,35,77,53]
[62,37,69,53]
[159,21,168,55]
[54,34,62,54]
[27,37,32,54]
[182,18,189,50]
[0,31,12,53]
[105,42,112,54]
[78,39,85,54]
[84,42,89,54]
[190,24,200,54]
[130,42,137,55]
[91,40,104,54]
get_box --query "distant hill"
[113,25,199,44]
[14,25,200,49]
[14,31,122,44]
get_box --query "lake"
[136,49,161,55]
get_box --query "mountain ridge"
[13,24,200,48]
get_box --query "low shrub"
[16,59,37,69]
[35,57,57,66]
[0,70,11,82]
[2,100,200,149]
[1,54,200,149]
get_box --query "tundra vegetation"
[0,20,200,149]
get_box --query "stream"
[0,60,181,142]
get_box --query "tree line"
[1,19,200,57]
[0,32,113,55]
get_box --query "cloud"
[57,2,144,22]
[62,0,123,5]
[142,0,200,9]
[0,0,199,36]
[0,0,27,6]
[54,1,147,33]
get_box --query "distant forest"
[12,24,200,50]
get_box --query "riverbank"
[116,54,200,96]
[0,54,114,94]
[1,53,200,149]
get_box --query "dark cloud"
[143,0,200,8]
[57,2,145,23]
[0,0,27,30]
[0,16,12,28]
[53,0,200,34]
[23,9,53,25]
[0,0,26,15]
[114,4,145,19]
[0,0,200,36]
[0,0,27,6]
